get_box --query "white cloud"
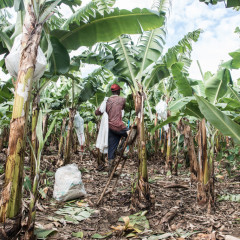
[165,0,240,81]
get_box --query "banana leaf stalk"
[173,131,181,176]
[0,130,3,152]
[73,131,78,153]
[132,92,151,209]
[154,113,158,153]
[178,119,198,181]
[64,108,76,165]
[42,114,49,140]
[197,119,214,210]
[25,111,56,239]
[30,92,40,181]
[166,124,172,173]
[85,123,90,149]
[58,118,66,158]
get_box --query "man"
[95,84,128,173]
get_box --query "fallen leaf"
[72,231,84,238]
[34,228,57,239]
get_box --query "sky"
[1,0,240,81]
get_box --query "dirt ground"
[0,147,239,240]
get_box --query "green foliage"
[49,37,70,74]
[0,0,14,9]
[218,194,240,202]
[171,62,192,96]
[62,0,115,28]
[137,28,166,73]
[0,79,13,104]
[200,0,240,8]
[52,8,165,50]
[195,95,240,144]
[55,205,95,223]
[204,68,232,105]
[34,228,57,239]
[72,231,84,238]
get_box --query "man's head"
[111,84,122,96]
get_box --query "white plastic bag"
[74,112,85,146]
[156,100,169,131]
[53,164,86,201]
[5,34,47,81]
[96,97,109,154]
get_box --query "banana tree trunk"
[64,108,76,165]
[30,93,39,181]
[50,126,56,147]
[42,113,49,140]
[3,127,9,146]
[0,3,43,236]
[85,123,90,149]
[58,118,66,158]
[165,124,172,173]
[165,98,172,173]
[162,131,167,157]
[0,130,3,152]
[197,119,214,211]
[178,119,198,181]
[154,114,158,153]
[73,131,78,153]
[173,131,180,176]
[132,92,150,209]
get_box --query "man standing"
[95,84,128,173]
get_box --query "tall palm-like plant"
[77,2,202,208]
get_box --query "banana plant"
[75,0,202,208]
[25,110,56,240]
[160,46,240,210]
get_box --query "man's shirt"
[95,95,126,132]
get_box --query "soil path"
[0,149,239,239]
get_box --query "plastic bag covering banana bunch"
[96,97,109,154]
[5,34,47,81]
[156,100,169,131]
[74,112,85,146]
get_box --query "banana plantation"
[0,0,239,239]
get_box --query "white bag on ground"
[53,164,86,201]
[74,112,85,146]
[5,34,47,81]
[156,100,169,131]
[96,97,109,154]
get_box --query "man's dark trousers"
[108,128,128,161]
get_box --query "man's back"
[106,95,126,132]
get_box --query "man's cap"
[111,84,122,91]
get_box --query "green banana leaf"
[49,37,70,74]
[0,79,14,104]
[143,63,170,89]
[137,28,166,75]
[0,0,14,9]
[204,68,232,105]
[221,49,240,69]
[169,96,195,112]
[199,0,239,8]
[62,0,115,28]
[151,114,181,134]
[195,95,240,144]
[52,8,165,50]
[171,62,192,96]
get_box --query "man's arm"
[95,107,103,116]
